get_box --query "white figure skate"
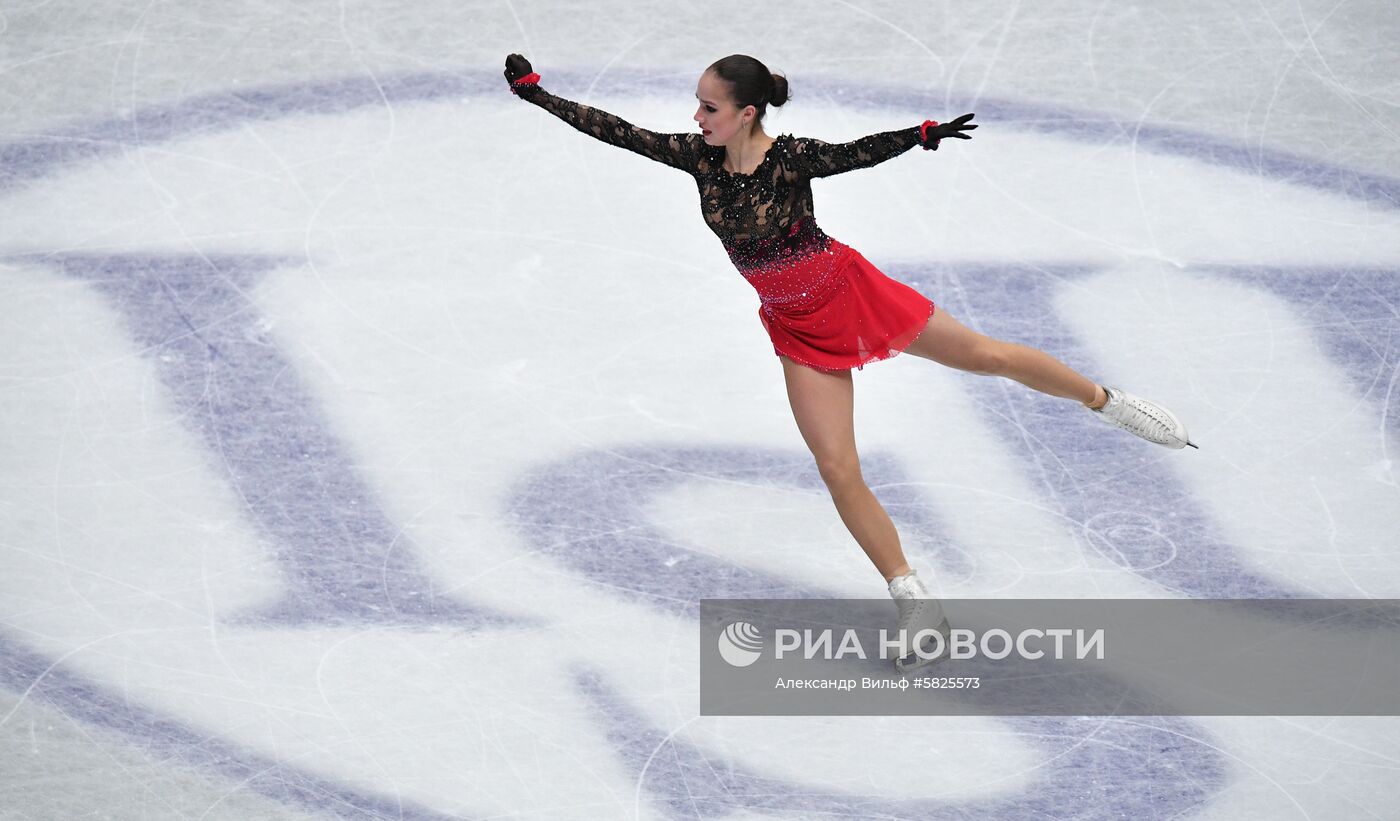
[887,569,952,673]
[1091,386,1198,449]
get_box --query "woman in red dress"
[505,53,1195,671]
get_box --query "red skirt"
[749,240,936,373]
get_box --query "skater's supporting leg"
[779,355,911,581]
[903,309,1106,408]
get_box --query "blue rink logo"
[2,62,1398,819]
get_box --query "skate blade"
[894,653,947,674]
[893,645,950,674]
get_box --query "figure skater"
[503,53,1196,672]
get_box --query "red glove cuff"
[509,72,541,95]
[920,119,941,150]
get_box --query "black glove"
[921,113,977,150]
[504,53,534,85]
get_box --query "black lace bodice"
[513,83,926,272]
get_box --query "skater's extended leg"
[902,307,1196,448]
[779,354,911,581]
[903,308,1106,408]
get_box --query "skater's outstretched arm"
[505,53,702,174]
[786,115,977,179]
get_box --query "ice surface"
[1,1,1398,818]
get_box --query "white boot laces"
[1103,391,1175,443]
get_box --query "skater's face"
[694,71,757,145]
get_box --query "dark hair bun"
[706,55,788,126]
[769,73,789,107]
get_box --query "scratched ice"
[2,1,1399,819]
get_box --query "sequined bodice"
[513,84,925,294]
